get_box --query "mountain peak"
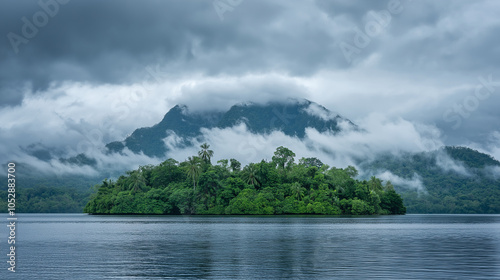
[106,99,355,158]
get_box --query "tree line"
[0,187,91,213]
[84,144,406,215]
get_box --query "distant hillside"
[106,99,355,158]
[361,146,500,214]
[444,146,500,168]
[0,162,99,212]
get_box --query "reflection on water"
[1,214,499,279]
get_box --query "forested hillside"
[0,164,101,213]
[0,187,91,213]
[362,147,500,213]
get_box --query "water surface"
[1,214,499,279]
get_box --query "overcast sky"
[1,0,500,173]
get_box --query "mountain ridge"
[105,99,356,158]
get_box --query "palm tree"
[242,163,261,187]
[291,182,305,201]
[198,143,214,164]
[128,171,146,193]
[186,156,202,190]
[368,176,383,192]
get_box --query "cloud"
[483,166,500,180]
[463,131,500,180]
[435,151,471,176]
[0,75,449,178]
[163,114,445,170]
[302,102,339,121]
[173,73,310,112]
[372,170,426,193]
[0,0,342,106]
[480,131,500,162]
[305,113,444,162]
[1,0,500,179]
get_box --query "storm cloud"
[1,0,500,174]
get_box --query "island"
[84,145,406,215]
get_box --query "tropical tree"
[299,157,324,168]
[186,156,202,190]
[198,143,214,164]
[128,171,146,193]
[272,146,296,172]
[290,182,305,201]
[230,158,241,172]
[151,158,184,189]
[368,176,383,192]
[344,166,359,178]
[242,163,261,187]
[384,180,395,191]
[217,159,229,170]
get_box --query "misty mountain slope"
[444,146,500,168]
[361,147,500,214]
[106,105,224,157]
[217,100,354,137]
[106,99,356,158]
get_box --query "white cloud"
[4,84,491,192]
[483,131,500,162]
[163,131,185,151]
[373,170,426,193]
[435,151,471,176]
[163,114,445,171]
[303,102,339,121]
[483,166,500,180]
[0,63,494,169]
[174,73,310,112]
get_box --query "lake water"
[1,214,499,279]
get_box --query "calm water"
[0,214,499,279]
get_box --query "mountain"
[105,99,356,158]
[360,146,500,214]
[5,99,500,214]
[101,99,499,214]
[106,104,224,157]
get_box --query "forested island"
[84,145,406,215]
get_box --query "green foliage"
[241,163,261,188]
[362,147,500,214]
[0,187,91,213]
[445,146,500,169]
[127,170,147,193]
[299,157,324,168]
[85,146,406,215]
[380,189,406,215]
[272,146,296,172]
[230,158,241,172]
[185,156,203,190]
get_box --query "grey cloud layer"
[3,1,498,99]
[1,0,500,168]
